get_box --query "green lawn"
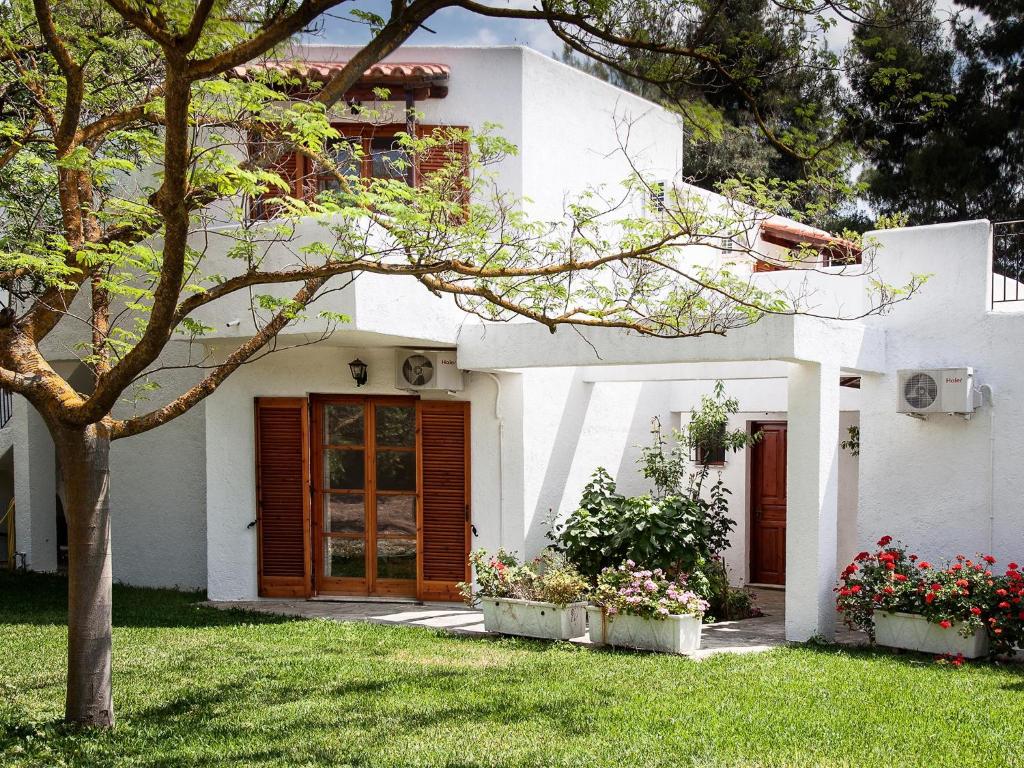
[1,572,1022,768]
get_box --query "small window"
[649,181,666,212]
[694,425,727,465]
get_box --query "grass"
[1,572,1023,768]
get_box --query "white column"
[13,396,58,572]
[785,361,840,641]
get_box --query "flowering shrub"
[835,537,921,638]
[591,561,708,620]
[836,535,1024,653]
[459,549,589,607]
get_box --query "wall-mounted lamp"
[349,358,368,387]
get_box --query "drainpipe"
[982,385,996,552]
[482,372,505,550]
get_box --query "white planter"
[874,611,989,659]
[587,606,703,654]
[480,597,587,640]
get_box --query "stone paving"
[207,587,869,659]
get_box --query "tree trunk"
[56,422,115,728]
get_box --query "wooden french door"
[312,396,420,597]
[750,422,787,585]
[256,395,470,600]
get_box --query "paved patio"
[208,588,869,659]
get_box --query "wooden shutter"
[255,397,311,597]
[414,125,469,209]
[250,143,303,220]
[418,400,471,601]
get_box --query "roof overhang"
[229,60,451,100]
[456,315,886,373]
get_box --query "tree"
[556,0,860,225]
[847,0,1024,226]
[0,0,917,728]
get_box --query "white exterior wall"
[518,370,674,555]
[858,220,1024,563]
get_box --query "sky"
[312,1,566,55]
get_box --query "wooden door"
[255,398,311,597]
[312,396,419,597]
[418,401,471,601]
[750,422,787,585]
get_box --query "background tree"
[847,0,1023,227]
[0,0,917,728]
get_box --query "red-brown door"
[750,422,787,585]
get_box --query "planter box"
[874,611,989,659]
[480,597,587,640]
[587,606,702,654]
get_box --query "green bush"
[549,382,760,619]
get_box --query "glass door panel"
[314,397,418,596]
[370,403,418,595]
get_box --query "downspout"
[482,372,505,550]
[982,385,996,552]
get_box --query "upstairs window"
[249,124,467,221]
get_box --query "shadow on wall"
[526,369,593,554]
[525,378,669,555]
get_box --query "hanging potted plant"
[460,549,589,640]
[836,537,996,659]
[588,561,708,653]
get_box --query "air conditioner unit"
[395,349,464,391]
[897,368,981,415]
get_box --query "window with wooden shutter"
[418,400,471,601]
[255,397,311,597]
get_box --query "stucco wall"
[858,220,1024,563]
[518,369,675,555]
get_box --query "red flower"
[884,586,894,594]
[885,562,895,571]
[909,554,919,562]
[1009,562,1019,571]
[997,588,1008,597]
[956,579,969,588]
[971,606,982,616]
[894,574,908,582]
[999,601,1011,609]
[983,555,997,565]
[877,535,893,547]
[939,620,952,629]
[951,563,963,572]
[850,585,862,594]
[918,562,931,569]
[855,551,870,561]
[925,593,935,604]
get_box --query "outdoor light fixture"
[349,358,368,387]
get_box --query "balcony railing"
[992,220,1024,307]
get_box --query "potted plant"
[588,561,708,653]
[460,549,589,640]
[836,537,1000,659]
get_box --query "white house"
[4,45,1022,643]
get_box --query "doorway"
[750,421,787,585]
[312,396,419,597]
